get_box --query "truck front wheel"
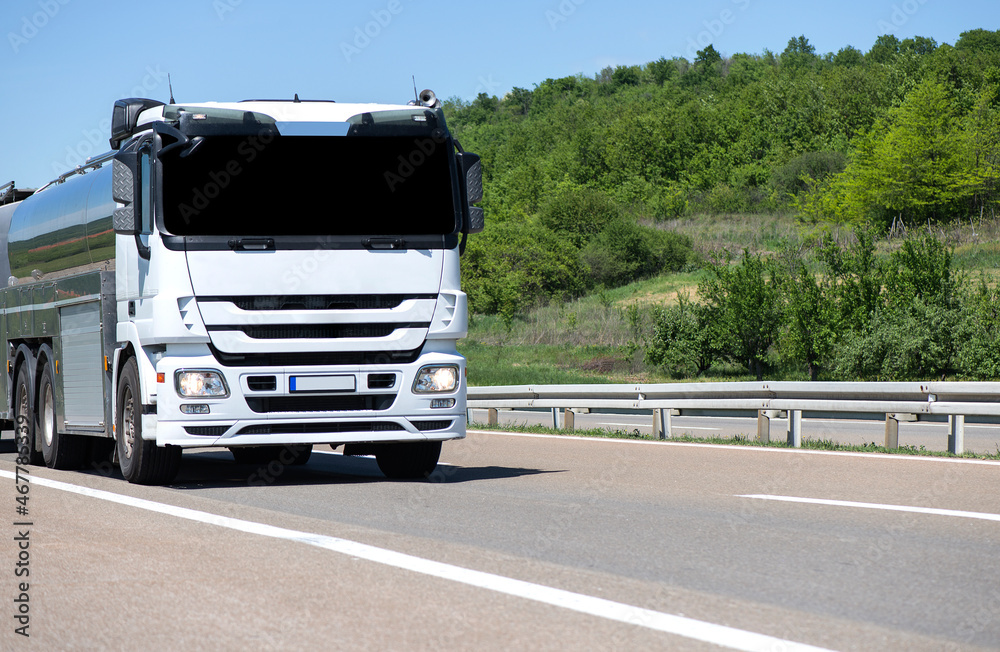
[116,357,181,485]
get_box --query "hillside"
[445,29,1000,317]
[445,31,1000,384]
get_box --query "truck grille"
[209,344,423,367]
[206,294,435,311]
[236,422,405,435]
[245,394,396,413]
[209,324,423,339]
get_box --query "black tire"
[38,360,87,470]
[116,357,181,485]
[230,444,312,466]
[375,441,441,480]
[13,364,42,466]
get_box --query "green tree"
[777,261,837,380]
[826,80,976,224]
[645,294,712,378]
[461,220,586,318]
[867,34,901,64]
[957,279,1000,379]
[781,35,817,71]
[537,183,622,248]
[699,250,783,380]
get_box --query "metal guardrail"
[467,381,1000,454]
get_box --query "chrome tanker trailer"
[1,92,483,484]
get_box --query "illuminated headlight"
[175,370,230,398]
[412,365,459,393]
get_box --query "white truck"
[0,90,483,484]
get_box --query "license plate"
[289,375,356,393]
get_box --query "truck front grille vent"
[247,376,277,391]
[203,294,436,311]
[209,324,425,339]
[184,426,230,437]
[209,344,424,367]
[367,374,396,389]
[412,420,453,432]
[236,422,405,436]
[246,394,396,413]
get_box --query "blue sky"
[0,0,995,188]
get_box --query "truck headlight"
[412,365,459,393]
[175,370,230,398]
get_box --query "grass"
[468,422,1000,460]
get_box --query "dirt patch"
[580,356,621,374]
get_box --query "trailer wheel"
[375,441,441,480]
[116,357,181,485]
[230,444,312,466]
[13,365,42,466]
[38,360,87,470]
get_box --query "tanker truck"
[0,91,484,485]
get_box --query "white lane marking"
[468,430,1000,466]
[0,470,830,652]
[740,494,1000,522]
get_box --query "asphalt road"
[469,408,1000,455]
[1,429,998,651]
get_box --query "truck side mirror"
[112,152,139,235]
[457,152,484,234]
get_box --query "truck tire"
[375,441,441,479]
[38,360,87,470]
[116,357,181,485]
[230,444,312,466]
[13,364,43,466]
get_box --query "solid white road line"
[740,494,1000,522]
[0,469,831,652]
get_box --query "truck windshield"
[159,134,457,236]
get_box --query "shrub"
[581,220,692,287]
[772,150,847,198]
[645,296,711,377]
[538,184,623,248]
[462,220,586,318]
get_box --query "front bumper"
[149,348,466,449]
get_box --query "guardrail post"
[653,408,672,440]
[488,408,499,426]
[757,410,770,443]
[564,408,575,431]
[551,408,561,429]
[467,408,473,424]
[948,415,965,454]
[787,410,802,447]
[884,414,899,449]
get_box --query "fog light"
[430,398,455,409]
[412,365,459,393]
[180,404,211,415]
[176,369,229,398]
